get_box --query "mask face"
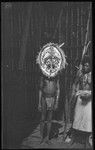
[43,55,61,77]
[40,45,62,77]
[36,43,67,78]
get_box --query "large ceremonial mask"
[36,43,67,78]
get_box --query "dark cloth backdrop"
[1,2,92,148]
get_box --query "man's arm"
[55,79,60,107]
[38,77,43,108]
[39,90,42,106]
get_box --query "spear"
[77,3,91,72]
[75,3,91,82]
[59,42,65,48]
[69,3,92,123]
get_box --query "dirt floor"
[21,121,92,149]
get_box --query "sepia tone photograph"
[1,2,92,149]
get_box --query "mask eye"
[52,65,55,69]
[47,64,51,69]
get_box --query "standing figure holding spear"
[64,3,92,148]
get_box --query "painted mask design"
[36,43,67,78]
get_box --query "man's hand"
[77,65,83,77]
[76,90,91,97]
[76,90,83,96]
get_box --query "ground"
[21,120,92,149]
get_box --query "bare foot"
[40,138,44,144]
[89,135,92,147]
[44,137,52,145]
[45,140,52,145]
[65,136,72,143]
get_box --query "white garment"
[73,96,92,132]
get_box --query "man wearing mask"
[36,43,67,144]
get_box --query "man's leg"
[40,99,47,143]
[45,110,53,143]
[40,114,45,142]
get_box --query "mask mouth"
[47,64,51,70]
[45,64,58,74]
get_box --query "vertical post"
[81,2,91,61]
[65,3,68,47]
[10,6,14,72]
[80,3,84,47]
[76,6,80,60]
[52,15,54,32]
[53,9,63,39]
[18,8,22,54]
[63,2,68,133]
[19,3,32,70]
[70,5,73,70]
[24,60,27,105]
[1,4,4,147]
[68,5,73,124]
[39,3,43,48]
[86,3,92,56]
[59,10,62,43]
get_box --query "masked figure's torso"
[42,78,57,97]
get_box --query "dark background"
[1,2,92,149]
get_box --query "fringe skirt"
[41,96,55,111]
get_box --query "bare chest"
[43,80,57,94]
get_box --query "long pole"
[73,3,91,85]
[63,2,68,139]
[53,9,63,39]
[19,3,32,70]
[80,3,91,67]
